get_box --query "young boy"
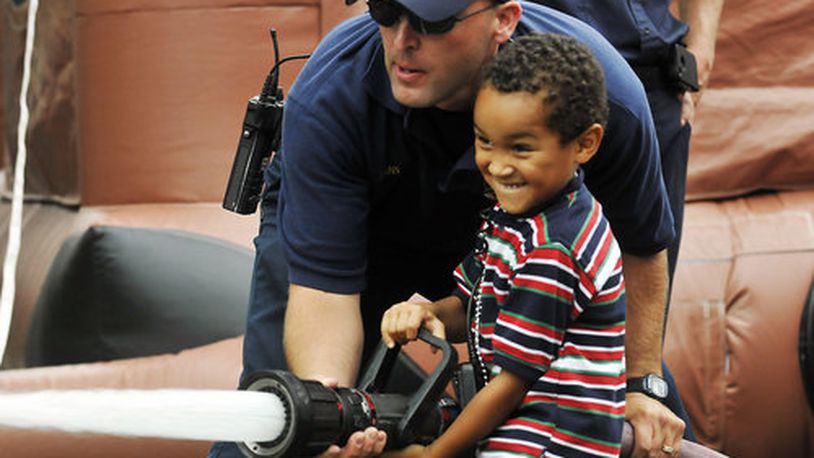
[381,33,626,457]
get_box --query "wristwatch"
[627,373,669,402]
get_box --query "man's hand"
[679,90,696,126]
[626,393,685,457]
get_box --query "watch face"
[646,375,669,399]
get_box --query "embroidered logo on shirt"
[384,165,401,175]
[567,191,578,207]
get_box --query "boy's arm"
[426,296,469,343]
[425,370,533,458]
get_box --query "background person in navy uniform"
[532,1,725,453]
[535,0,724,304]
[209,1,682,457]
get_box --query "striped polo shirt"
[453,171,626,457]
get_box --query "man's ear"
[574,123,604,164]
[494,1,522,44]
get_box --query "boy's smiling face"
[473,84,587,215]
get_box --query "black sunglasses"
[367,0,496,35]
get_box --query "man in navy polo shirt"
[209,1,682,457]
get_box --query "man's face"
[379,1,501,111]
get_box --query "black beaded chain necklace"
[466,213,494,391]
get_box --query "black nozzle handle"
[357,328,458,446]
[358,328,454,391]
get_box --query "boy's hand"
[317,427,387,457]
[381,301,446,348]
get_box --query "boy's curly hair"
[481,33,609,145]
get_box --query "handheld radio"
[222,30,309,215]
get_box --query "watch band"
[626,376,648,393]
[627,373,669,402]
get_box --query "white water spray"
[0,389,286,443]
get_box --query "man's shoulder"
[519,2,614,53]
[519,3,648,112]
[288,14,381,104]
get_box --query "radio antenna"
[260,29,310,102]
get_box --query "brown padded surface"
[684,0,814,201]
[75,4,319,205]
[710,0,814,89]
[1,0,365,204]
[687,87,814,201]
[665,189,814,457]
[0,336,242,391]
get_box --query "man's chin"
[391,86,437,109]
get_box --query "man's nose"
[392,16,420,51]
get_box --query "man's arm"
[283,284,363,387]
[285,285,390,457]
[623,250,668,379]
[678,0,725,124]
[622,250,685,456]
[680,0,725,94]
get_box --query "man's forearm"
[680,0,725,87]
[621,250,669,377]
[283,284,363,386]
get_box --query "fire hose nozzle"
[238,329,459,457]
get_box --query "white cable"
[0,0,40,366]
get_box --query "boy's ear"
[574,123,604,164]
